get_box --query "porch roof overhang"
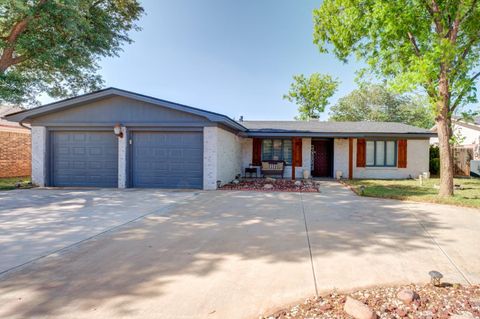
[245,131,437,138]
[242,120,437,139]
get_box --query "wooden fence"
[452,147,474,176]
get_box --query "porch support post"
[348,137,353,179]
[292,137,296,180]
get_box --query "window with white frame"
[366,140,397,167]
[261,139,292,164]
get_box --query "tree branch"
[453,32,480,71]
[451,70,480,111]
[458,0,478,25]
[407,32,421,56]
[10,55,28,66]
[430,0,445,34]
[0,0,48,73]
[461,35,478,60]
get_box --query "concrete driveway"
[0,182,478,319]
[0,189,198,274]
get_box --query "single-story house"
[0,106,31,178]
[4,88,435,189]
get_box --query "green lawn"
[343,178,480,208]
[0,177,31,190]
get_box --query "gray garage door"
[131,131,203,188]
[51,131,118,187]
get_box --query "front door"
[311,140,332,177]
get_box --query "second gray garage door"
[130,131,203,188]
[51,131,118,187]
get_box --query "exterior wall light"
[114,123,124,138]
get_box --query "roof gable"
[4,88,246,131]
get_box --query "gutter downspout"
[19,119,31,131]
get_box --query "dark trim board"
[246,132,435,138]
[37,122,215,128]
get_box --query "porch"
[240,137,337,180]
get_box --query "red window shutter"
[292,138,302,167]
[356,138,366,167]
[252,138,262,165]
[398,139,407,168]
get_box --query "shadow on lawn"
[0,183,452,318]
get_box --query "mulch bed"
[263,284,480,319]
[219,179,319,192]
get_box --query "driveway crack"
[410,209,472,285]
[299,193,319,297]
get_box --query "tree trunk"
[436,109,454,197]
[436,66,454,197]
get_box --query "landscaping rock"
[294,181,302,186]
[232,179,240,184]
[344,296,377,319]
[264,284,480,319]
[265,177,276,182]
[219,179,318,192]
[263,184,274,189]
[397,289,416,305]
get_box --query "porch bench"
[261,160,285,178]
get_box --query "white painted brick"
[118,127,128,188]
[216,128,242,186]
[31,126,47,187]
[203,127,218,190]
[301,138,312,178]
[334,138,349,179]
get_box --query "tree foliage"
[313,0,480,196]
[0,0,143,105]
[329,84,435,129]
[283,73,338,120]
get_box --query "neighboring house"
[0,106,31,178]
[430,117,480,160]
[4,88,434,189]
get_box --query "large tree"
[284,73,338,120]
[313,0,480,196]
[329,84,435,129]
[0,0,143,105]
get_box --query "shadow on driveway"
[0,182,477,319]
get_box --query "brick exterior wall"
[0,130,31,178]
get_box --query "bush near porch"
[343,178,480,208]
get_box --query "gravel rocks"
[262,284,480,319]
[220,179,318,192]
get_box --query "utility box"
[471,160,480,178]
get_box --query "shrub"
[430,145,440,175]
[430,158,440,175]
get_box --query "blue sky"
[94,0,359,121]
